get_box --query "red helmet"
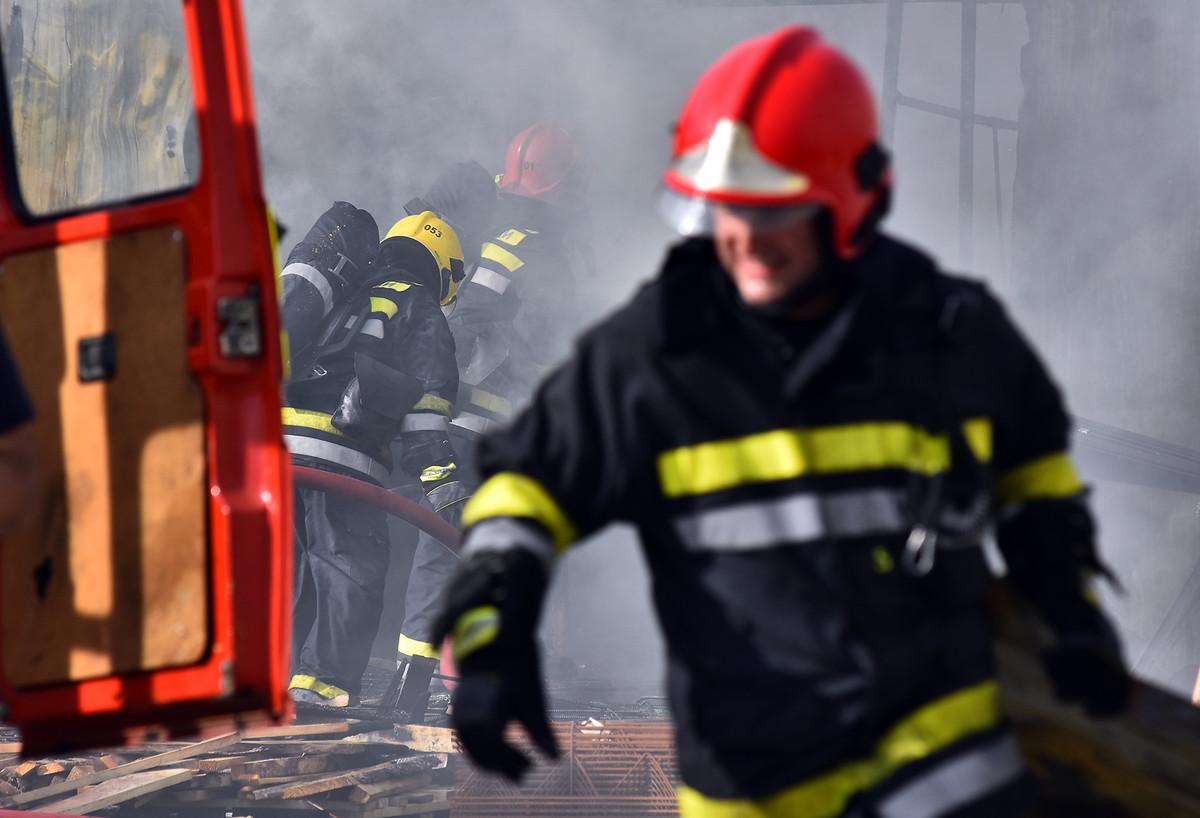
[499,122,579,203]
[660,26,892,259]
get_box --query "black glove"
[433,546,559,781]
[1043,628,1133,718]
[425,478,473,527]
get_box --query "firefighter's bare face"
[712,208,822,308]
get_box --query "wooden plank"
[231,754,337,782]
[241,721,351,739]
[249,740,375,755]
[40,768,194,815]
[36,762,68,776]
[348,772,432,804]
[345,725,456,754]
[95,755,123,770]
[0,732,239,807]
[249,755,440,801]
[65,765,94,781]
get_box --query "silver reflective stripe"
[402,412,449,433]
[463,518,556,566]
[450,412,496,435]
[471,265,511,295]
[673,489,908,551]
[673,488,908,552]
[359,318,384,339]
[282,262,335,316]
[878,734,1025,818]
[284,434,390,484]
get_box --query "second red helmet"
[660,26,892,260]
[499,122,579,203]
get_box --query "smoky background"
[244,0,1200,700]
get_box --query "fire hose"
[291,465,463,550]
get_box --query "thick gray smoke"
[245,1,1200,700]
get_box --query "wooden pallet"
[0,721,456,816]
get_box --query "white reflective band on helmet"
[878,734,1024,818]
[470,266,511,295]
[284,434,390,484]
[282,262,335,316]
[673,488,909,552]
[359,318,384,339]
[451,412,498,436]
[674,118,810,196]
[462,517,557,566]
[401,412,450,433]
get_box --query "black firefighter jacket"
[281,213,460,487]
[458,234,1113,808]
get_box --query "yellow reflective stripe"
[282,407,344,437]
[369,296,399,319]
[676,681,1001,818]
[397,634,440,660]
[469,387,512,416]
[453,605,500,662]
[288,674,349,701]
[963,417,992,463]
[497,228,527,246]
[995,452,1083,504]
[481,241,524,273]
[414,394,453,415]
[463,472,577,552]
[420,463,457,483]
[659,419,992,499]
[377,281,414,293]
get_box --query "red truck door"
[0,0,291,753]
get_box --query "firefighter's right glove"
[1043,622,1133,718]
[432,547,559,781]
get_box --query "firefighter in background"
[433,26,1132,816]
[281,203,470,707]
[391,127,586,693]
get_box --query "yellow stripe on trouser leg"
[462,472,578,552]
[452,605,500,662]
[676,681,1002,818]
[397,634,440,660]
[288,674,350,702]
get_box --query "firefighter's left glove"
[421,468,474,528]
[432,547,559,781]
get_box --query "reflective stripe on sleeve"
[283,407,344,437]
[659,419,992,499]
[420,463,457,483]
[470,265,511,295]
[451,411,499,436]
[995,452,1083,504]
[283,434,390,484]
[397,634,440,660]
[878,734,1024,818]
[401,412,450,433]
[674,488,908,552]
[282,262,335,316]
[462,517,557,566]
[369,295,399,319]
[481,241,525,272]
[288,674,349,701]
[359,318,384,339]
[467,387,513,417]
[675,681,1003,818]
[497,228,527,246]
[463,472,577,552]
[414,393,453,415]
[377,281,414,294]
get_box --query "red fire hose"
[291,465,462,549]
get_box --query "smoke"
[245,1,1200,699]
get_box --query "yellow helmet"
[384,211,466,306]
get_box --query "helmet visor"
[657,185,820,237]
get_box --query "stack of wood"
[0,720,456,817]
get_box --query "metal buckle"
[903,525,938,576]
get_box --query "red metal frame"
[0,0,292,750]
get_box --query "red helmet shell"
[500,122,579,202]
[664,26,891,259]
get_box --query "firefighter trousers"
[292,486,390,697]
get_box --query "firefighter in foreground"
[394,128,585,692]
[434,26,1132,816]
[281,202,469,707]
